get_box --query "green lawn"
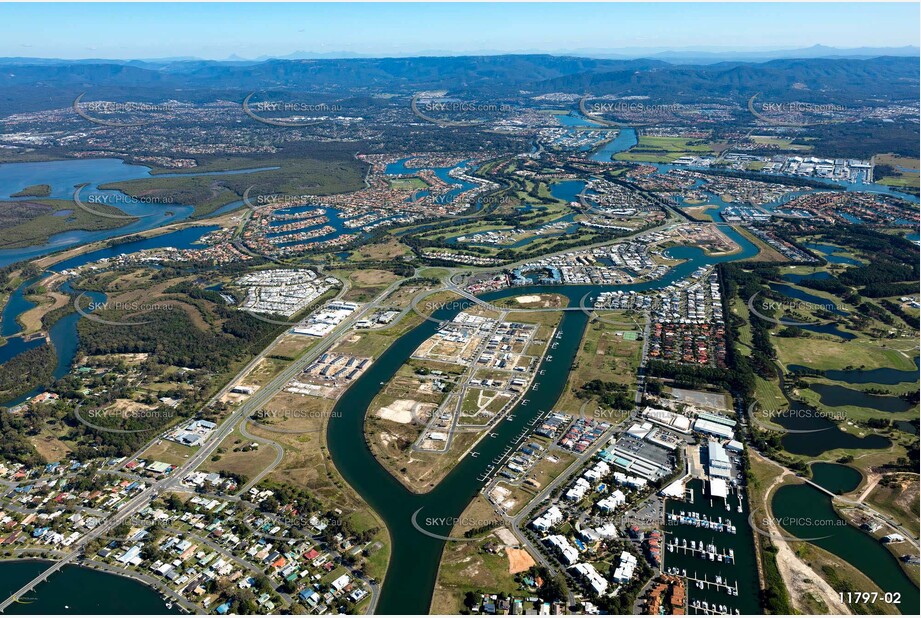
[615,136,715,163]
[774,338,917,372]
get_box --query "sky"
[0,2,918,60]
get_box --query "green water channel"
[771,483,919,615]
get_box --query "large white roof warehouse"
[693,418,734,440]
[709,478,728,498]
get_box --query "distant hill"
[6,44,916,64]
[0,54,916,114]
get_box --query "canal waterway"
[326,222,763,613]
[809,462,863,494]
[2,124,913,613]
[663,479,761,615]
[771,483,919,615]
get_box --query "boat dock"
[689,599,740,615]
[667,511,737,534]
[666,538,735,564]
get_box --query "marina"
[666,538,736,563]
[664,480,761,616]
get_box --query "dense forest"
[76,303,278,372]
[0,343,56,401]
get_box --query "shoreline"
[0,556,191,614]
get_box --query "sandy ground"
[857,472,881,502]
[505,547,536,574]
[754,453,852,615]
[515,295,541,303]
[493,527,518,546]
[376,399,432,424]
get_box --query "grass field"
[267,334,320,362]
[139,439,197,466]
[731,295,754,350]
[335,268,400,303]
[615,136,715,163]
[874,154,920,189]
[200,428,279,481]
[553,316,643,415]
[774,337,917,373]
[753,377,789,426]
[749,136,813,152]
[346,236,411,261]
[417,267,450,280]
[237,356,289,388]
[388,177,428,190]
[29,428,73,462]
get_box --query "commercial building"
[693,418,734,440]
[707,441,731,479]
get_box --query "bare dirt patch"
[376,399,434,424]
[506,547,536,574]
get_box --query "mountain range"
[0,53,917,115]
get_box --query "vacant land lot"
[140,439,197,466]
[432,495,530,614]
[200,428,279,482]
[554,318,642,414]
